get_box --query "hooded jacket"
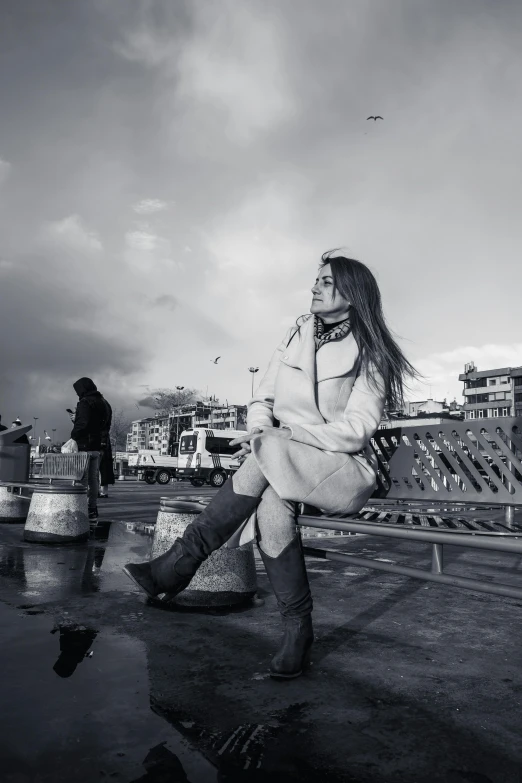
[71,378,112,451]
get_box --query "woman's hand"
[230,426,291,462]
[230,428,263,461]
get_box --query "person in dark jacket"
[70,378,112,519]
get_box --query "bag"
[61,438,79,454]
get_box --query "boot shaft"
[259,535,313,618]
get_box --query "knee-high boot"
[259,535,314,679]
[123,479,260,600]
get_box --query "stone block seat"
[149,495,258,608]
[0,453,95,544]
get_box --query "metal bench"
[298,416,522,599]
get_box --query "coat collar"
[281,316,360,383]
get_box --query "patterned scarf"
[313,315,352,350]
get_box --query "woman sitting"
[124,250,417,679]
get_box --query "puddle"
[152,699,311,780]
[0,522,152,601]
[0,601,217,782]
[0,600,325,782]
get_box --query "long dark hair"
[293,250,421,410]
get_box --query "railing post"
[505,505,515,526]
[431,543,444,574]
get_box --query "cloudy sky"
[1,0,522,441]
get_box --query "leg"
[123,455,268,599]
[99,454,109,496]
[87,452,100,519]
[99,443,115,490]
[257,487,314,679]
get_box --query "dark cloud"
[0,254,147,437]
[136,396,158,409]
[0,256,143,375]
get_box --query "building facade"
[381,398,463,427]
[404,399,447,416]
[126,403,248,455]
[458,362,522,420]
[126,415,170,454]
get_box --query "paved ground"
[1,480,522,782]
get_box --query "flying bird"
[211,357,221,364]
[367,115,383,121]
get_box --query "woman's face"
[310,264,351,323]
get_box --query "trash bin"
[0,425,32,522]
[0,425,31,483]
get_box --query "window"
[180,434,198,454]
[468,410,476,419]
[514,377,522,387]
[477,409,487,418]
[488,378,497,386]
[492,392,507,401]
[515,393,522,403]
[501,407,510,416]
[205,436,238,456]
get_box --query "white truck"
[128,447,179,485]
[176,428,243,487]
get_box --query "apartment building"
[458,362,522,420]
[126,403,248,455]
[126,414,170,454]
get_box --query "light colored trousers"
[231,454,298,557]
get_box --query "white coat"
[227,315,387,547]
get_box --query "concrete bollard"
[0,485,32,523]
[151,496,257,607]
[23,485,89,544]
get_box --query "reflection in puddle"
[151,699,311,781]
[50,622,98,679]
[0,602,217,782]
[130,742,190,782]
[0,521,155,600]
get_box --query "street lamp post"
[175,386,184,447]
[32,417,39,454]
[248,367,259,397]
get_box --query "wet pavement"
[1,482,522,781]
